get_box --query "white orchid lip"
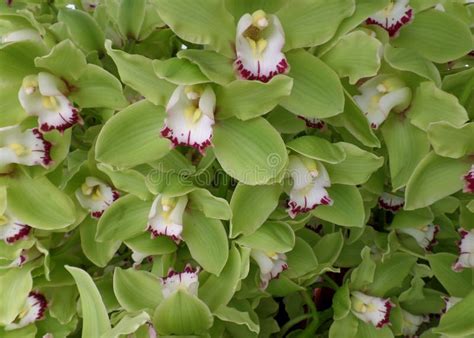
[18,72,81,133]
[443,296,462,313]
[287,155,333,218]
[5,291,47,330]
[298,116,326,129]
[452,228,474,272]
[250,249,288,289]
[81,0,99,10]
[366,0,414,37]
[146,194,188,243]
[161,85,215,154]
[0,212,31,244]
[378,192,405,212]
[351,291,394,328]
[1,28,42,44]
[401,309,428,337]
[75,177,119,218]
[160,264,200,299]
[463,165,474,193]
[398,224,439,250]
[234,10,289,83]
[0,125,52,168]
[354,75,411,129]
[131,250,151,268]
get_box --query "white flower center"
[8,143,28,156]
[81,183,103,201]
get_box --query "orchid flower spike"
[0,125,52,168]
[1,28,42,44]
[452,228,474,272]
[234,9,289,82]
[18,72,81,132]
[354,75,411,129]
[250,249,288,289]
[351,291,394,328]
[366,0,414,37]
[161,85,215,154]
[378,192,405,213]
[75,177,119,218]
[5,292,47,330]
[161,264,200,299]
[147,194,188,243]
[462,165,474,193]
[287,154,333,218]
[398,224,439,250]
[401,309,428,337]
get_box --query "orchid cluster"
[0,0,473,337]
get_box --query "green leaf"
[125,233,177,256]
[97,163,151,200]
[391,208,434,229]
[69,64,127,109]
[321,31,382,84]
[182,209,228,275]
[230,183,281,237]
[266,106,306,134]
[329,313,359,338]
[435,290,474,337]
[405,152,471,210]
[366,253,417,297]
[313,185,365,227]
[384,44,441,85]
[355,320,394,338]
[237,221,295,253]
[213,117,288,185]
[327,90,380,148]
[177,49,235,86]
[101,312,150,338]
[285,237,319,278]
[7,174,76,230]
[0,41,46,126]
[276,0,355,50]
[188,188,232,220]
[34,39,87,82]
[80,217,120,267]
[215,75,293,120]
[325,143,384,185]
[393,9,472,63]
[153,57,209,85]
[313,231,344,266]
[153,290,213,335]
[105,41,176,106]
[117,0,146,39]
[96,194,151,241]
[66,266,111,338]
[380,115,430,190]
[427,122,474,159]
[332,282,352,320]
[280,49,345,118]
[58,9,105,53]
[95,100,170,168]
[350,247,376,290]
[214,306,259,334]
[199,246,241,311]
[156,0,235,57]
[319,0,389,55]
[0,267,32,325]
[113,268,162,312]
[407,82,468,131]
[427,253,473,297]
[287,135,346,164]
[266,276,305,296]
